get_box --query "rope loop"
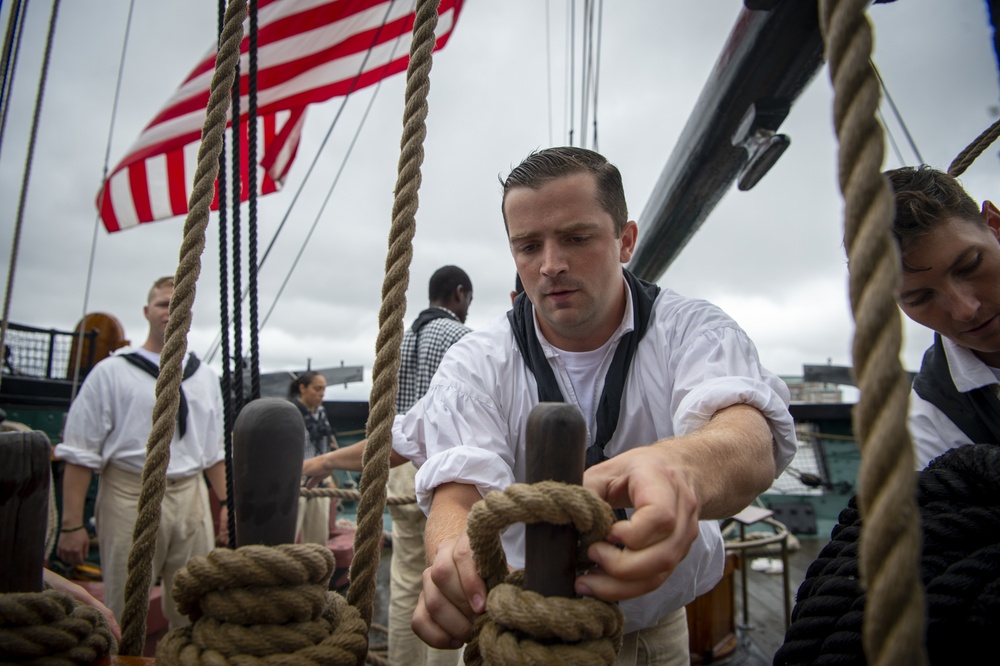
[156,543,368,665]
[0,589,117,663]
[463,481,624,666]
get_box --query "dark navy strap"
[121,352,200,439]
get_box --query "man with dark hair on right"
[885,165,1000,467]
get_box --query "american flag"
[97,0,464,232]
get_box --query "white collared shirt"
[392,283,797,633]
[908,335,1000,468]
[54,346,225,478]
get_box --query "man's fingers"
[412,590,467,649]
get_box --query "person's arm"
[43,568,121,641]
[56,463,94,565]
[411,481,486,649]
[577,403,775,602]
[203,461,229,546]
[302,439,408,486]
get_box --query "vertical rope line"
[347,0,437,631]
[118,0,246,653]
[247,0,260,401]
[818,2,928,665]
[216,0,236,548]
[230,36,244,417]
[0,0,59,395]
[0,0,27,162]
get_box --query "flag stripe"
[98,0,464,232]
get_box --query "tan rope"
[155,543,368,664]
[948,116,1000,177]
[117,0,248,655]
[348,0,440,631]
[300,486,416,505]
[462,482,624,666]
[0,589,117,663]
[819,2,928,665]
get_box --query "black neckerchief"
[912,333,1000,444]
[411,306,460,334]
[121,351,201,439]
[508,268,661,475]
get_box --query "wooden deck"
[724,535,829,665]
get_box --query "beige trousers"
[296,495,331,545]
[617,606,690,666]
[387,463,462,666]
[95,465,213,630]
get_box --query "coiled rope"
[819,1,927,664]
[0,589,117,663]
[775,444,1000,665]
[462,481,625,666]
[155,543,368,664]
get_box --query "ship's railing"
[2,323,97,381]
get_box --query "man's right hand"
[411,533,487,650]
[56,528,90,565]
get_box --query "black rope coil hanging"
[774,444,1000,665]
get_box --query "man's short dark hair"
[148,276,174,303]
[884,165,982,254]
[428,265,472,303]
[500,147,628,236]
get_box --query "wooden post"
[232,398,304,547]
[0,430,51,593]
[524,402,587,598]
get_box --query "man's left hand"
[576,446,700,601]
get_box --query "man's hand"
[302,455,332,488]
[43,568,121,641]
[577,445,700,602]
[411,532,486,649]
[56,528,91,566]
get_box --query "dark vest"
[912,333,1000,444]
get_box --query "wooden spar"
[0,430,51,593]
[627,1,827,283]
[231,398,304,547]
[524,402,587,598]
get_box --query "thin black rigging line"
[205,0,401,364]
[592,0,602,151]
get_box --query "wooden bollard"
[524,402,587,598]
[0,430,51,593]
[232,398,305,547]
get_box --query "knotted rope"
[818,2,927,664]
[118,0,247,654]
[0,589,117,663]
[462,481,624,666]
[349,0,440,631]
[774,444,1000,665]
[155,543,368,664]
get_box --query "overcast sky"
[1,0,998,402]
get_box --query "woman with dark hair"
[289,371,337,545]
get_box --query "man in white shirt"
[54,276,228,630]
[885,166,1000,468]
[397,147,797,665]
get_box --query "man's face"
[898,214,1000,365]
[144,286,173,343]
[453,286,473,324]
[505,172,637,352]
